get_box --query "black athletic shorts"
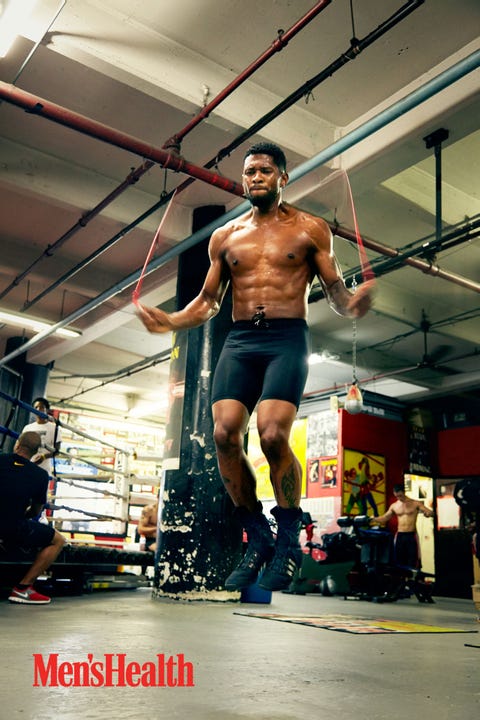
[211,318,309,415]
[394,531,419,569]
[0,519,55,551]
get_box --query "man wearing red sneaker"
[0,431,66,604]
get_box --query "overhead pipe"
[301,364,421,402]
[21,0,426,311]
[162,0,332,149]
[0,162,156,303]
[10,0,67,86]
[0,81,244,191]
[302,345,480,404]
[22,192,175,311]
[213,0,426,160]
[319,220,480,296]
[1,47,479,368]
[359,215,480,278]
[1,1,330,303]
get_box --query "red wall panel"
[437,426,480,476]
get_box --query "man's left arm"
[311,216,375,318]
[418,502,434,518]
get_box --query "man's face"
[394,489,407,502]
[33,400,48,423]
[242,154,287,208]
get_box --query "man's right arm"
[137,227,230,333]
[370,506,395,526]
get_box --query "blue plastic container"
[240,580,272,604]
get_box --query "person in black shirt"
[0,431,66,604]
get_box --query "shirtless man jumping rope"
[370,483,434,569]
[137,142,375,591]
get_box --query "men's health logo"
[33,653,195,688]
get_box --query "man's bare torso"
[218,204,326,321]
[391,499,422,532]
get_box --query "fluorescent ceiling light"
[0,309,80,338]
[128,399,169,419]
[308,351,341,365]
[0,0,37,58]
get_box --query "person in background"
[22,397,62,476]
[21,397,62,523]
[0,431,66,604]
[137,141,374,592]
[138,501,159,553]
[370,483,434,569]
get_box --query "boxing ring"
[0,389,157,596]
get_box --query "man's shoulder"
[0,453,46,478]
[284,204,330,239]
[214,212,251,236]
[0,452,15,467]
[284,203,327,223]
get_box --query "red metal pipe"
[0,81,245,196]
[302,364,421,399]
[163,0,332,147]
[0,5,328,302]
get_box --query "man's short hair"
[244,142,287,173]
[17,431,41,456]
[393,483,405,493]
[33,397,50,410]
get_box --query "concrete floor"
[1,587,479,720]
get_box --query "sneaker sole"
[258,580,292,592]
[8,596,51,604]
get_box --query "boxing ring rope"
[0,390,155,538]
[0,389,128,454]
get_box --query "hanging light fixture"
[0,0,38,58]
[0,309,80,338]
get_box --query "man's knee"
[259,426,289,461]
[213,422,244,454]
[52,531,66,549]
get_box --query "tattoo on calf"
[281,464,297,507]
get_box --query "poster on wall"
[408,424,432,475]
[342,449,386,517]
[307,410,338,458]
[248,417,308,500]
[307,456,339,498]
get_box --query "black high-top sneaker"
[259,506,303,591]
[224,503,275,591]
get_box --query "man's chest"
[224,226,311,271]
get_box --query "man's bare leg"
[19,530,66,586]
[212,399,258,509]
[256,399,301,508]
[213,399,275,590]
[256,399,304,591]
